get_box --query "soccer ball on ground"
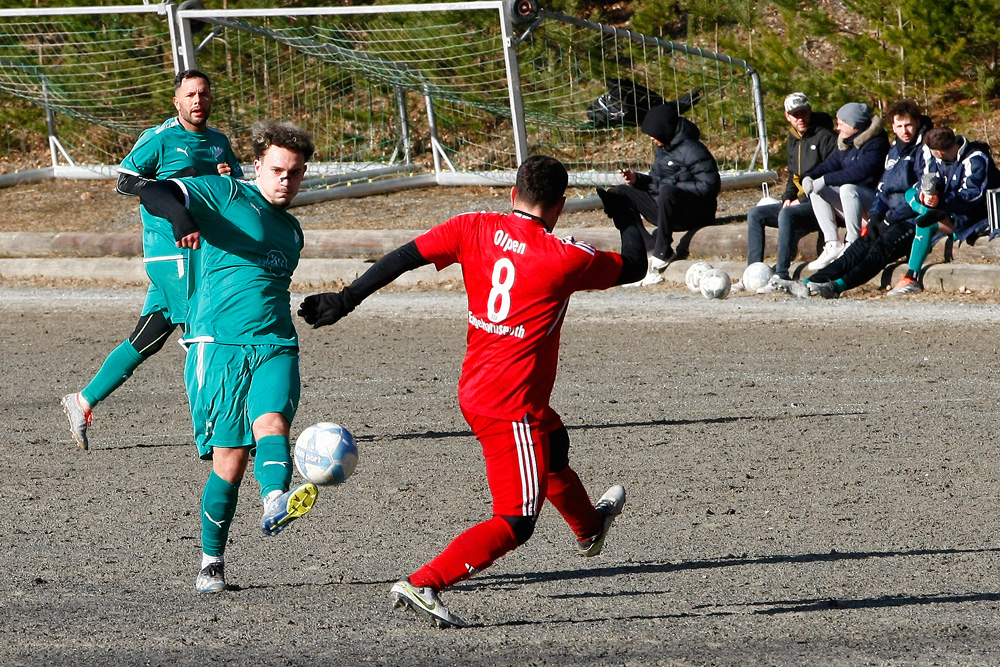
[741,262,774,292]
[293,422,359,486]
[700,269,732,299]
[685,261,714,294]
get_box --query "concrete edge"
[3,226,997,267]
[1,257,996,295]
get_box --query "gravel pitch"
[4,286,1000,666]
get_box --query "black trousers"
[810,220,915,291]
[611,182,717,260]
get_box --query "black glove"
[298,289,356,328]
[596,187,640,231]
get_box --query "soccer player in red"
[298,156,646,628]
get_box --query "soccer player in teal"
[61,69,243,449]
[137,120,317,593]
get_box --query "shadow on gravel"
[747,590,1000,615]
[95,441,190,450]
[481,546,1000,588]
[368,411,863,443]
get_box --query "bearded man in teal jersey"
[137,120,316,593]
[61,69,243,450]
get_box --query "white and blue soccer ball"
[741,262,774,292]
[699,268,732,299]
[294,422,358,486]
[685,261,714,294]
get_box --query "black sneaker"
[810,281,840,299]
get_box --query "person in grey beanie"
[800,102,889,270]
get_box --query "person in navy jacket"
[801,102,890,270]
[887,126,1000,295]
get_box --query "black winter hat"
[641,104,678,145]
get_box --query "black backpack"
[587,78,700,128]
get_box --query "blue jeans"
[746,202,818,279]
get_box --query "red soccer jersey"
[414,210,624,421]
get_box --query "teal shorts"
[183,341,300,459]
[141,253,192,325]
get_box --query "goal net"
[0,5,174,180]
[0,2,772,197]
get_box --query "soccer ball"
[700,269,732,299]
[685,261,714,294]
[293,422,359,486]
[741,262,774,292]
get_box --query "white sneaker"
[731,280,746,293]
[638,271,664,286]
[755,277,782,295]
[757,276,809,299]
[195,562,227,593]
[806,241,844,271]
[649,249,678,273]
[577,485,626,557]
[390,579,466,628]
[61,392,92,450]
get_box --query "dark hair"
[514,155,568,207]
[924,127,956,151]
[250,120,315,161]
[173,68,211,91]
[886,99,921,123]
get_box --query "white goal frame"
[0,1,775,198]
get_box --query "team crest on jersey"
[259,250,289,275]
[212,146,224,161]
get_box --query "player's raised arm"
[596,188,647,285]
[298,240,431,328]
[138,180,200,249]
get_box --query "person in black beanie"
[607,103,721,285]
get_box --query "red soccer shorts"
[462,408,559,518]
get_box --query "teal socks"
[80,340,144,407]
[201,470,241,558]
[907,222,938,274]
[254,435,292,499]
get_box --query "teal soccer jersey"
[119,117,243,260]
[175,175,303,347]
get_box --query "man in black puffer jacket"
[609,104,721,285]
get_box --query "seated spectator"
[887,127,1000,295]
[611,103,721,286]
[744,92,836,293]
[771,100,931,298]
[799,102,889,271]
